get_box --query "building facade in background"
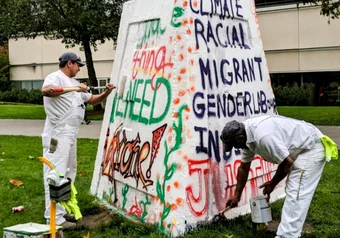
[9,36,115,90]
[8,1,340,105]
[257,1,340,105]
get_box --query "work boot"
[63,213,77,222]
[59,221,77,230]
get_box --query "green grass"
[0,104,46,119]
[1,104,340,125]
[277,106,340,125]
[0,135,339,238]
[0,103,103,120]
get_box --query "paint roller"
[117,75,127,98]
[49,75,127,98]
[50,86,111,93]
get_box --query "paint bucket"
[249,195,272,223]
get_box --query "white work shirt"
[43,70,92,125]
[241,115,323,164]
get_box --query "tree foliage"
[0,42,11,92]
[303,0,340,20]
[0,0,125,88]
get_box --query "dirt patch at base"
[77,208,115,229]
[267,220,313,233]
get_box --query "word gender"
[192,90,275,119]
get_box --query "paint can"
[249,195,272,223]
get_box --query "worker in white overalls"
[220,115,337,238]
[41,52,115,229]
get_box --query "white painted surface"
[91,0,283,236]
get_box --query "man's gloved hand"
[105,83,115,93]
[225,195,241,208]
[78,83,89,92]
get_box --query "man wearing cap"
[220,115,337,238]
[41,52,115,229]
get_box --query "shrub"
[27,89,43,104]
[0,90,17,102]
[17,89,30,103]
[273,84,315,106]
[0,89,43,104]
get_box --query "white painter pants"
[43,124,78,225]
[276,140,326,238]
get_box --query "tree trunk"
[83,38,103,111]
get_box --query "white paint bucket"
[249,195,272,223]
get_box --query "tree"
[1,0,125,107]
[0,0,10,45]
[303,1,340,20]
[0,42,11,92]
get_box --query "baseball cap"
[220,120,242,152]
[59,52,85,67]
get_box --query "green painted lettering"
[129,79,144,121]
[111,78,171,125]
[149,77,171,124]
[171,7,184,28]
[123,81,133,118]
[137,20,166,48]
[115,97,124,118]
[110,94,118,123]
[138,79,152,125]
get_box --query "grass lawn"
[277,106,340,125]
[0,104,46,119]
[0,135,339,238]
[0,103,104,120]
[1,104,340,125]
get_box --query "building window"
[21,81,32,91]
[12,81,21,90]
[32,81,43,90]
[11,80,44,90]
[271,71,340,106]
[256,0,300,8]
[98,78,109,87]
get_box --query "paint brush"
[207,207,231,223]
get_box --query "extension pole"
[39,157,56,238]
[50,86,112,93]
[50,202,56,238]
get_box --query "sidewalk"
[0,119,102,139]
[0,119,340,148]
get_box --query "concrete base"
[3,223,63,238]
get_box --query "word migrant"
[198,56,264,90]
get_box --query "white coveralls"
[41,70,91,225]
[241,115,326,238]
